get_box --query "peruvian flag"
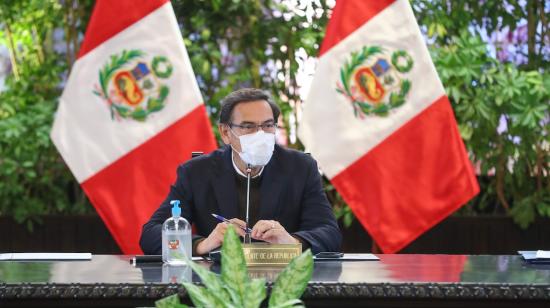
[298,0,479,253]
[51,0,217,254]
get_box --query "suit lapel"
[212,146,239,219]
[259,145,285,220]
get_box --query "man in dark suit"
[140,88,341,255]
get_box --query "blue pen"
[211,213,252,233]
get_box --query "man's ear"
[219,124,231,145]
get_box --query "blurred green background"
[0,0,548,232]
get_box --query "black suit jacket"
[140,144,342,254]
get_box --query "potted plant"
[156,225,313,308]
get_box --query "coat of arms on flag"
[336,45,413,119]
[93,49,174,122]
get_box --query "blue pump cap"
[170,200,181,217]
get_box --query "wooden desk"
[1,254,549,307]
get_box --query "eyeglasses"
[229,122,278,134]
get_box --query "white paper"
[535,250,550,259]
[343,253,379,260]
[314,253,379,261]
[0,253,92,261]
[340,253,379,260]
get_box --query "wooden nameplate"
[242,243,302,266]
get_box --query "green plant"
[155,225,314,308]
[431,31,549,228]
[324,180,354,228]
[0,0,95,228]
[172,0,331,149]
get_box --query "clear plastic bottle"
[162,263,192,283]
[162,200,191,265]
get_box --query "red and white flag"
[51,0,217,254]
[298,0,479,253]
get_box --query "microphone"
[244,163,252,244]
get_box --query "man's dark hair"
[219,88,280,124]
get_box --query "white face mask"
[231,130,275,167]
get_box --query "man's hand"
[196,218,246,255]
[251,220,299,244]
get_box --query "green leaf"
[221,225,249,305]
[340,68,349,92]
[436,23,447,37]
[475,101,492,121]
[458,124,473,140]
[268,250,313,307]
[223,284,242,306]
[400,79,411,96]
[269,299,305,308]
[428,23,436,37]
[155,294,189,308]
[131,108,148,121]
[185,258,231,303]
[535,195,550,217]
[243,278,267,308]
[510,199,535,229]
[182,282,226,308]
[159,85,170,100]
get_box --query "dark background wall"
[1,215,548,254]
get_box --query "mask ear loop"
[228,127,243,155]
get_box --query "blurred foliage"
[413,0,550,229]
[0,261,52,283]
[432,32,549,228]
[172,0,330,144]
[0,0,94,229]
[413,0,549,69]
[0,0,548,231]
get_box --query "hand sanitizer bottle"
[162,200,191,265]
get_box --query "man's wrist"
[192,238,206,256]
[196,237,221,255]
[195,238,211,255]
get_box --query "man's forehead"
[232,100,273,122]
